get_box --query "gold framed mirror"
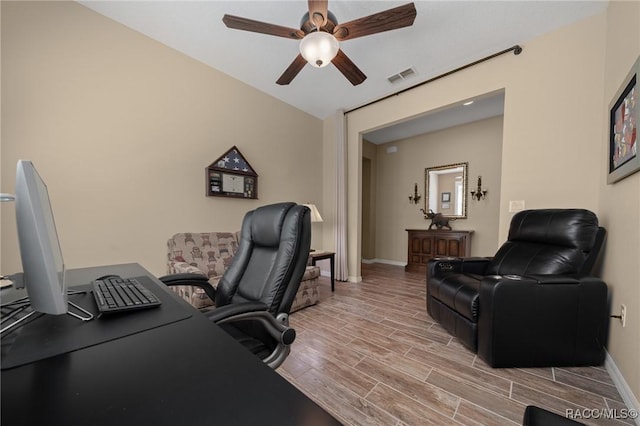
[424,162,468,218]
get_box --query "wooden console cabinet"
[405,229,473,272]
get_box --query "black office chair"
[427,209,608,367]
[160,202,311,369]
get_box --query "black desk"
[1,263,340,426]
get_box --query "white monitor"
[14,160,68,315]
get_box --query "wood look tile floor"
[279,263,633,426]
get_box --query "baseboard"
[605,350,640,425]
[361,258,406,267]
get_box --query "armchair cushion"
[290,265,321,313]
[166,232,240,308]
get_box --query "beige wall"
[346,14,605,282]
[361,140,377,260]
[600,0,640,408]
[0,1,323,277]
[2,0,639,408]
[339,3,639,405]
[320,111,339,254]
[371,116,503,264]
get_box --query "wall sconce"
[470,176,487,200]
[408,183,421,204]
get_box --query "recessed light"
[463,101,474,106]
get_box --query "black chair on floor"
[160,202,311,369]
[522,406,585,425]
[427,209,608,367]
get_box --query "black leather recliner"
[160,202,311,369]
[427,209,608,368]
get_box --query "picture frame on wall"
[607,56,638,184]
[206,146,258,198]
[441,192,451,202]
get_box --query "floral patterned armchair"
[166,232,320,312]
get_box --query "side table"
[309,251,335,291]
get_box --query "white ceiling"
[79,0,607,140]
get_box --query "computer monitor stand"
[0,289,94,335]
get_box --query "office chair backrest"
[215,202,311,315]
[487,209,605,276]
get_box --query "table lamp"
[303,203,323,251]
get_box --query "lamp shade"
[303,204,323,223]
[299,32,339,68]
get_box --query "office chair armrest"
[158,273,217,302]
[207,303,296,346]
[206,301,268,322]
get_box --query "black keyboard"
[91,277,161,314]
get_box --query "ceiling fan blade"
[331,49,366,86]
[276,54,308,85]
[223,14,304,39]
[308,0,328,28]
[333,3,417,41]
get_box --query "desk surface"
[1,263,340,426]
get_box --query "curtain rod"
[345,44,523,114]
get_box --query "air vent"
[387,67,416,84]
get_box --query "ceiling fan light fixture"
[299,31,339,68]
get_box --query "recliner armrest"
[520,274,581,285]
[158,273,217,302]
[428,257,462,275]
[460,257,493,274]
[428,257,491,277]
[477,274,608,367]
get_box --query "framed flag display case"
[206,146,258,199]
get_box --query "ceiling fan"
[222,1,417,86]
